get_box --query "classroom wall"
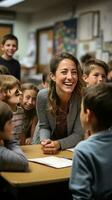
[1,0,112,62]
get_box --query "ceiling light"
[0,0,24,7]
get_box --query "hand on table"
[41,139,61,154]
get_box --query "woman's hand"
[41,139,61,154]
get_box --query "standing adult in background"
[0,34,21,80]
[36,52,85,154]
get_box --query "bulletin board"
[77,12,93,41]
[53,18,77,55]
[77,11,100,41]
[36,27,53,72]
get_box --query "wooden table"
[0,144,73,200]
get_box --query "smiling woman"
[34,52,85,154]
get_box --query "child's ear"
[87,109,96,126]
[49,72,56,82]
[86,109,93,122]
[0,44,4,51]
[82,73,88,82]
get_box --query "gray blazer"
[36,88,84,150]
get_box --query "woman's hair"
[48,52,84,114]
[0,100,13,131]
[82,82,112,130]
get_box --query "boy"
[69,83,112,200]
[82,58,108,86]
[0,34,21,80]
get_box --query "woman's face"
[51,58,78,96]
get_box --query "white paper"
[67,148,75,152]
[28,156,72,168]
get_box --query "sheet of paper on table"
[67,147,75,152]
[28,156,72,168]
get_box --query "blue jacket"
[69,129,112,200]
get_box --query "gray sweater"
[0,139,29,171]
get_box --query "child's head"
[0,75,22,107]
[0,100,13,140]
[0,65,10,75]
[80,83,112,133]
[21,83,39,111]
[1,34,18,59]
[82,59,108,86]
[80,53,95,70]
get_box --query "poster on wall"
[53,18,77,55]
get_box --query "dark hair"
[80,53,94,64]
[82,83,112,130]
[0,101,13,131]
[48,52,84,114]
[83,58,109,76]
[1,34,18,49]
[42,72,49,84]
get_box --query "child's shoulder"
[16,105,25,114]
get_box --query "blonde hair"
[0,75,21,92]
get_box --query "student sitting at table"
[0,100,29,171]
[36,52,85,154]
[0,74,26,145]
[21,82,39,145]
[69,83,112,200]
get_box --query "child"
[0,75,25,145]
[69,83,112,200]
[0,34,21,80]
[82,58,109,139]
[80,52,95,71]
[0,64,10,75]
[0,100,28,171]
[82,58,108,86]
[21,83,39,144]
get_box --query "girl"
[21,83,39,144]
[0,75,25,145]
